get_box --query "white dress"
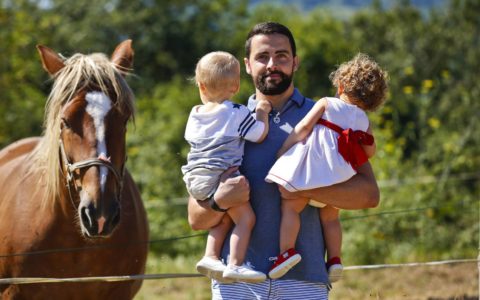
[265,97,369,200]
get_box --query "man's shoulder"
[290,88,316,109]
[303,96,316,106]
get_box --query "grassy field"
[134,256,478,299]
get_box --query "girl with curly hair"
[265,53,388,282]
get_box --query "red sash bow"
[317,118,374,171]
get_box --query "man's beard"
[255,70,293,95]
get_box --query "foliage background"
[1,0,478,266]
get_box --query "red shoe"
[268,248,302,279]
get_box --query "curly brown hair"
[329,53,388,111]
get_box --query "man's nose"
[267,57,277,69]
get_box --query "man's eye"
[257,55,268,61]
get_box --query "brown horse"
[0,41,149,299]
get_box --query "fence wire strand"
[0,258,476,285]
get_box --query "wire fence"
[0,258,477,285]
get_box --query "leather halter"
[59,138,125,208]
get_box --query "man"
[188,22,379,299]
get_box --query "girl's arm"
[362,126,376,158]
[277,98,327,157]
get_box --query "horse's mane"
[29,52,135,210]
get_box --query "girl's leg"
[280,197,309,253]
[226,202,256,266]
[319,205,342,260]
[205,214,233,259]
[268,197,309,279]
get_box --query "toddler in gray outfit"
[182,51,271,282]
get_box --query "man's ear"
[244,57,252,75]
[293,56,300,72]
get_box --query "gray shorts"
[184,168,240,201]
[211,279,328,300]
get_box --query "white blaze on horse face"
[85,91,112,194]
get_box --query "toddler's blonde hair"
[195,51,240,99]
[329,53,388,111]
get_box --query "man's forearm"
[188,196,224,230]
[301,162,379,209]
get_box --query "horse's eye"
[61,118,71,129]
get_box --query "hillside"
[250,0,446,11]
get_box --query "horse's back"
[0,137,40,167]
[0,137,40,209]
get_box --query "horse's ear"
[36,45,65,76]
[111,39,134,72]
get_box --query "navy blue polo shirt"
[221,88,329,284]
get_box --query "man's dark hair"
[245,22,297,59]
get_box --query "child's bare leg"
[226,202,256,266]
[223,202,266,282]
[319,205,342,260]
[204,214,233,259]
[268,197,308,279]
[280,197,309,252]
[196,214,233,282]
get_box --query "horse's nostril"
[80,206,93,228]
[111,208,120,228]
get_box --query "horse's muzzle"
[79,201,120,238]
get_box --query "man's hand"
[188,167,250,230]
[278,186,309,202]
[214,167,250,210]
[289,162,379,209]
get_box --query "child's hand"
[256,100,272,114]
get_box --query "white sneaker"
[223,264,266,283]
[328,263,343,283]
[196,257,235,283]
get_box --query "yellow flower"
[421,80,434,94]
[422,79,434,89]
[441,70,450,79]
[426,208,434,218]
[403,86,414,94]
[404,66,414,75]
[385,143,395,154]
[383,106,393,114]
[428,118,440,129]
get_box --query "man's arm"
[188,167,250,230]
[280,162,379,209]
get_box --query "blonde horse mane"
[29,52,135,210]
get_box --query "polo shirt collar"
[247,88,305,111]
